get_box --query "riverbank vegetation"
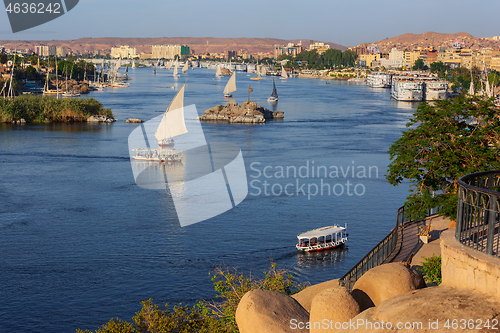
[429,61,499,94]
[76,263,306,333]
[0,95,112,123]
[278,49,358,70]
[1,49,96,96]
[386,95,500,220]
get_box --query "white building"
[110,45,137,59]
[35,45,56,57]
[379,47,405,68]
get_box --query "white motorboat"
[296,224,348,252]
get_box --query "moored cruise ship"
[424,80,449,101]
[367,72,392,88]
[391,77,424,101]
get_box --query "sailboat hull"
[224,94,232,98]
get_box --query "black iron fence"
[456,170,500,257]
[339,206,406,291]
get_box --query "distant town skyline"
[0,0,498,47]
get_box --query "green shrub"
[418,255,442,285]
[0,95,113,123]
[77,263,307,333]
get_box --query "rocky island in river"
[199,101,284,124]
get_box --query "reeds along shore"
[0,95,113,123]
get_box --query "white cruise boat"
[296,224,348,252]
[391,78,424,101]
[425,80,448,101]
[367,73,392,88]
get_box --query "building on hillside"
[437,48,462,68]
[359,53,380,67]
[151,45,190,59]
[378,48,405,68]
[422,50,438,65]
[350,43,368,55]
[309,42,331,55]
[404,51,423,68]
[226,50,237,59]
[56,46,67,57]
[111,46,136,59]
[35,45,56,57]
[491,53,500,71]
[274,42,304,59]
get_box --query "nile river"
[0,68,418,332]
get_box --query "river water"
[0,68,417,332]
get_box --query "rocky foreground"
[235,262,500,333]
[199,101,284,124]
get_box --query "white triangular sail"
[182,61,189,73]
[486,78,492,98]
[114,58,121,72]
[223,72,237,94]
[468,80,475,96]
[215,65,222,77]
[173,61,179,76]
[155,84,188,141]
[281,66,288,79]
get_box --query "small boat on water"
[223,72,237,98]
[280,66,288,80]
[296,224,347,252]
[250,72,262,81]
[112,82,130,88]
[267,79,278,102]
[215,65,222,78]
[61,92,80,98]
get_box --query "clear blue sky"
[0,0,498,46]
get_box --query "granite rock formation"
[199,101,284,124]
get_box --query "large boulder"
[236,289,309,333]
[310,287,360,333]
[124,118,144,123]
[292,279,340,312]
[87,115,115,123]
[351,263,426,311]
[343,286,500,332]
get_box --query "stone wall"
[441,228,500,299]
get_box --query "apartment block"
[274,42,304,58]
[151,45,190,59]
[110,45,137,59]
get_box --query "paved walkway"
[411,216,451,270]
[390,216,451,270]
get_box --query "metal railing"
[339,206,406,291]
[456,170,500,257]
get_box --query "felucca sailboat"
[223,72,236,97]
[267,78,278,102]
[131,83,187,162]
[156,84,187,147]
[215,65,222,78]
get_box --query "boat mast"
[56,56,59,98]
[7,50,16,98]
